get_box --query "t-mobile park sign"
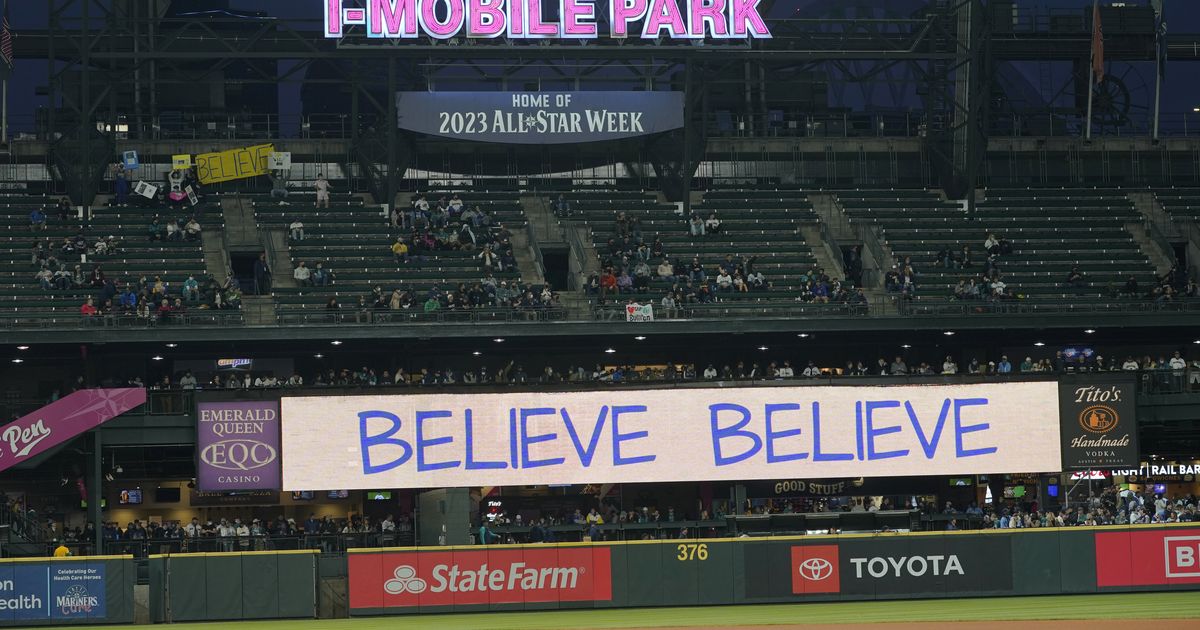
[397,91,683,143]
[324,0,771,40]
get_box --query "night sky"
[4,0,1196,136]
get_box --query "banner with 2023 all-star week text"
[396,91,683,144]
[279,382,1062,490]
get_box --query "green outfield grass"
[97,592,1199,629]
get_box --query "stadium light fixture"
[604,348,616,354]
[1034,341,1046,347]
[1083,329,1096,334]
[151,355,164,361]
[331,340,344,345]
[493,338,505,343]
[797,333,809,338]
[313,353,324,359]
[1193,340,1200,344]
[901,344,912,349]
[758,346,769,351]
[165,343,178,348]
[634,336,647,341]
[11,359,22,364]
[472,351,482,356]
[16,345,29,351]
[943,331,955,336]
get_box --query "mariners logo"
[56,585,99,616]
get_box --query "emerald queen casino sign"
[323,0,772,40]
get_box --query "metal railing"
[893,297,1200,317]
[275,307,569,326]
[0,311,245,331]
[591,300,869,321]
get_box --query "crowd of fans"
[289,190,560,311]
[586,206,864,312]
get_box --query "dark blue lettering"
[416,410,460,471]
[508,409,518,468]
[464,409,506,470]
[864,400,908,460]
[954,398,997,458]
[764,403,807,463]
[812,402,852,461]
[905,399,951,459]
[561,406,607,467]
[612,405,655,466]
[710,403,762,466]
[358,410,412,474]
[521,407,565,469]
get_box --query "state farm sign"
[349,547,612,610]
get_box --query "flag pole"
[1085,0,1097,140]
[2,79,7,145]
[1152,50,1162,141]
[1152,1,1164,141]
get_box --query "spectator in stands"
[35,266,52,290]
[704,212,722,235]
[312,263,332,287]
[688,212,705,237]
[114,170,130,206]
[269,171,290,205]
[293,262,312,287]
[956,245,973,269]
[289,219,304,242]
[80,298,98,317]
[254,253,272,294]
[715,268,733,292]
[552,194,571,217]
[180,276,199,303]
[984,233,1000,256]
[942,356,958,375]
[166,218,183,241]
[146,217,163,242]
[29,208,46,231]
[315,173,332,209]
[599,268,617,303]
[57,197,73,222]
[997,355,1012,374]
[391,237,409,264]
[184,217,202,241]
[1066,266,1086,289]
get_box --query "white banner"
[625,303,654,322]
[280,382,1063,490]
[133,181,158,199]
[268,152,292,170]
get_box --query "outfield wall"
[347,525,1200,615]
[146,550,318,624]
[0,556,135,626]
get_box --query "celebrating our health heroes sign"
[396,92,683,144]
[197,400,281,491]
[280,382,1063,490]
[0,563,106,621]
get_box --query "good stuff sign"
[280,382,1062,490]
[197,401,281,491]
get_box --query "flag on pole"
[1152,0,1167,81]
[0,0,13,81]
[1091,1,1105,84]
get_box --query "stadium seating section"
[0,195,230,326]
[839,188,1158,299]
[1155,188,1200,220]
[574,188,830,311]
[256,190,531,322]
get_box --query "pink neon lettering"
[643,0,686,38]
[525,0,558,36]
[326,0,342,35]
[729,0,769,37]
[469,0,507,37]
[370,0,418,37]
[561,0,597,38]
[421,0,466,38]
[610,0,648,38]
[689,0,728,37]
[508,0,526,36]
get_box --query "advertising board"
[281,382,1063,490]
[196,401,280,491]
